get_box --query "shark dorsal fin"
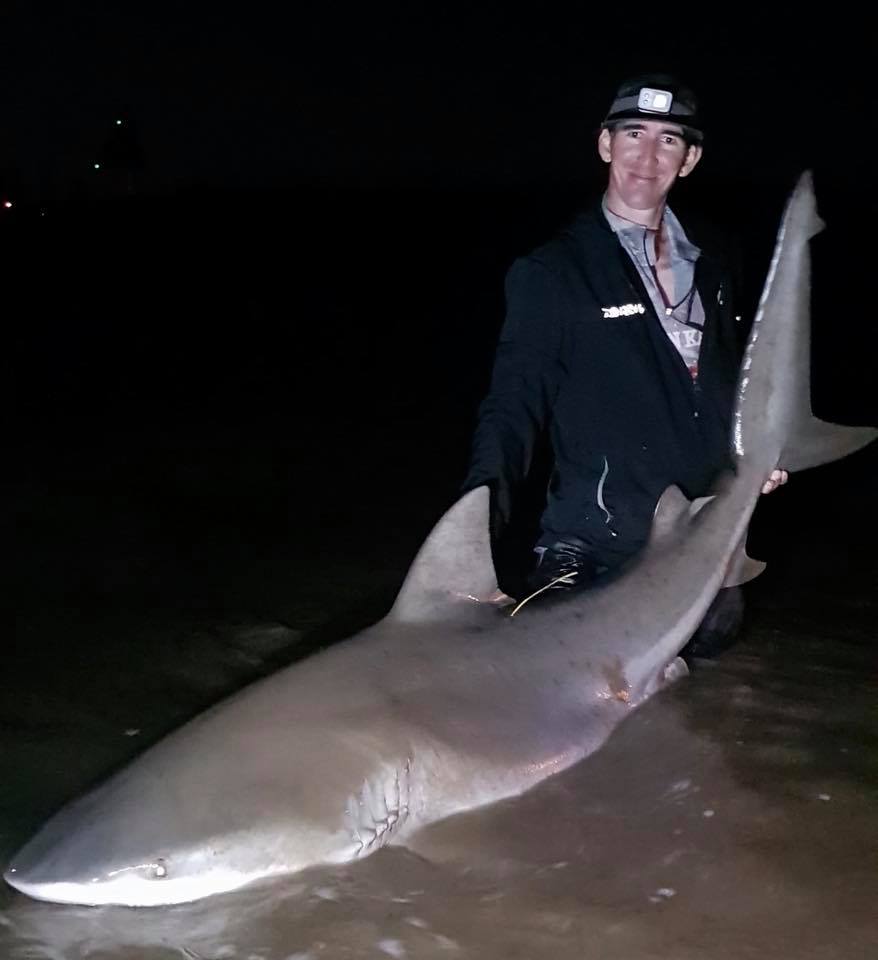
[390,486,500,622]
[648,485,691,543]
[646,486,716,550]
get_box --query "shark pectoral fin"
[664,656,690,684]
[638,656,690,701]
[780,417,878,473]
[390,486,501,622]
[723,537,767,587]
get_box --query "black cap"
[602,73,703,143]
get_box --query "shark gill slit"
[347,758,412,855]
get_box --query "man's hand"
[761,469,788,495]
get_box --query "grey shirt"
[603,197,705,379]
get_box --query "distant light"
[2,201,11,209]
[116,119,122,125]
[94,163,101,170]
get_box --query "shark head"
[4,820,262,907]
[4,793,359,907]
[3,733,366,906]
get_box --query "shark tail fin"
[737,171,877,472]
[389,485,500,623]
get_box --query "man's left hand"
[761,469,788,495]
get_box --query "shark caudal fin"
[734,171,877,473]
[389,485,500,622]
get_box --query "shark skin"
[4,171,875,907]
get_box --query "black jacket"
[465,201,744,572]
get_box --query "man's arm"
[464,256,567,533]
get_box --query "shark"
[4,171,875,907]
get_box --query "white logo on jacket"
[601,303,646,319]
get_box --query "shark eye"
[151,859,169,880]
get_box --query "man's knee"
[682,586,745,662]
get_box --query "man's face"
[598,120,702,216]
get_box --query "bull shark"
[4,171,875,907]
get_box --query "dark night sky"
[2,5,872,196]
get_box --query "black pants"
[524,536,605,594]
[682,583,745,661]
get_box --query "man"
[464,73,786,657]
